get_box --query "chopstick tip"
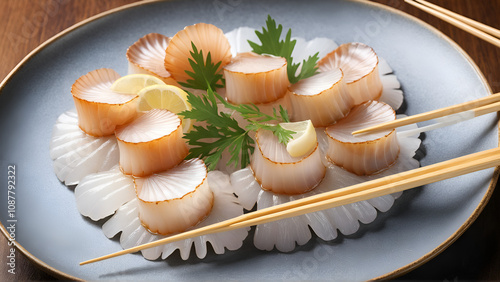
[79,260,92,266]
[351,129,365,136]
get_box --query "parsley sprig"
[248,15,320,84]
[180,88,294,170]
[177,16,315,170]
[178,42,225,90]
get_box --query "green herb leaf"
[179,88,294,170]
[248,15,319,84]
[218,97,295,145]
[293,53,320,82]
[180,88,255,170]
[178,42,225,90]
[278,105,291,123]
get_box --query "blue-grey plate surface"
[0,0,497,280]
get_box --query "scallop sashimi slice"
[115,109,188,177]
[225,27,260,56]
[75,166,135,221]
[102,171,248,260]
[135,158,213,235]
[288,68,353,127]
[326,101,399,175]
[164,23,232,84]
[317,43,383,105]
[224,52,289,104]
[126,33,179,86]
[378,58,403,110]
[71,68,138,137]
[291,36,338,64]
[50,109,119,185]
[250,129,325,195]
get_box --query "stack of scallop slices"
[316,43,400,176]
[49,68,133,185]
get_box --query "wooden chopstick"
[404,0,500,48]
[405,0,500,47]
[352,92,500,135]
[80,146,500,265]
[410,0,500,39]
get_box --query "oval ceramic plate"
[0,0,498,280]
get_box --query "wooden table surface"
[0,0,499,280]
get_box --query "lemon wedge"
[137,84,192,132]
[280,120,317,157]
[110,74,166,94]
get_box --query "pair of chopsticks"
[354,0,500,136]
[405,0,500,48]
[80,146,500,265]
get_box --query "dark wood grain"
[1,0,499,280]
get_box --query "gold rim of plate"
[0,0,497,280]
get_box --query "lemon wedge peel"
[136,84,192,133]
[110,74,166,94]
[280,120,317,158]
